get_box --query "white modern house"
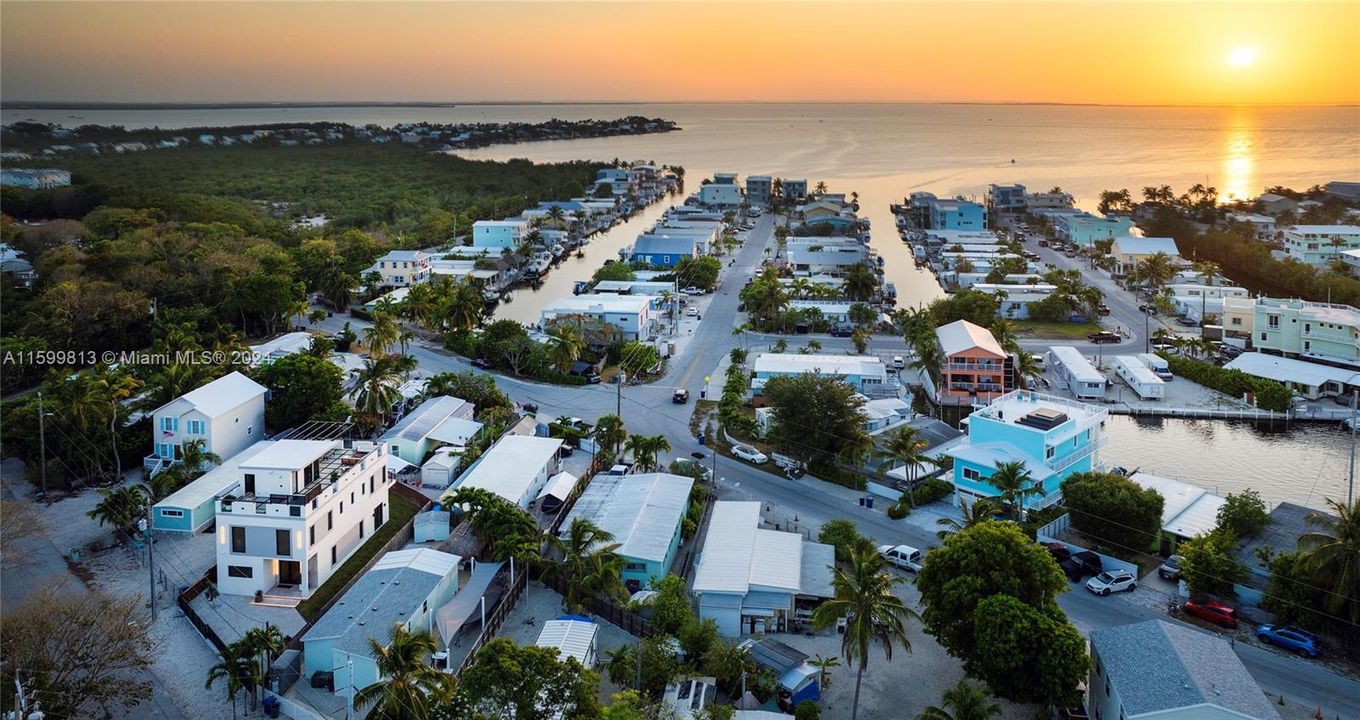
[452,435,563,509]
[303,548,461,695]
[751,353,890,396]
[472,219,529,250]
[362,250,432,288]
[145,372,267,478]
[692,501,834,636]
[215,439,391,598]
[1088,620,1281,720]
[540,294,656,342]
[378,396,479,465]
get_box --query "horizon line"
[3,100,1357,111]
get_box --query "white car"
[1085,569,1137,596]
[877,544,923,573]
[683,286,705,296]
[686,306,699,317]
[731,444,768,464]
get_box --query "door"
[373,503,385,529]
[244,473,256,497]
[279,560,302,586]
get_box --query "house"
[1048,346,1106,400]
[152,441,275,532]
[1057,213,1132,247]
[215,439,391,597]
[935,320,1014,404]
[947,391,1108,511]
[471,219,529,250]
[362,250,432,288]
[0,253,35,287]
[1280,225,1360,267]
[145,372,267,478]
[798,200,855,231]
[746,176,772,204]
[780,178,808,200]
[1025,190,1074,210]
[928,198,986,231]
[628,235,702,267]
[1324,181,1360,202]
[691,501,834,636]
[0,168,71,189]
[1126,472,1225,554]
[303,548,460,694]
[379,395,479,465]
[699,183,743,208]
[558,472,694,592]
[751,353,889,397]
[987,184,1026,211]
[453,435,562,509]
[540,294,656,342]
[535,618,599,667]
[1110,236,1181,277]
[786,299,858,325]
[1088,620,1281,720]
[860,397,914,435]
[1228,212,1278,240]
[1256,192,1298,215]
[786,248,867,277]
[1224,352,1360,401]
[1240,297,1360,368]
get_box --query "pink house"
[935,320,1015,404]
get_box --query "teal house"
[151,441,275,532]
[558,472,694,593]
[379,395,479,465]
[947,391,1108,511]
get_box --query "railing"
[1302,327,1356,343]
[1046,436,1108,473]
[452,569,528,679]
[944,362,1005,372]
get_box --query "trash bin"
[698,434,706,446]
[864,496,875,509]
[262,695,281,718]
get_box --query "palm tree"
[1298,498,1360,624]
[205,643,250,720]
[548,324,586,374]
[100,369,144,479]
[625,434,671,472]
[352,624,453,720]
[546,204,567,229]
[808,655,841,690]
[811,545,921,720]
[549,517,629,613]
[240,626,285,710]
[988,460,1041,520]
[363,311,401,358]
[1135,252,1176,290]
[1011,349,1044,390]
[594,414,627,457]
[151,439,223,499]
[879,426,930,507]
[350,357,403,433]
[935,497,1000,540]
[814,181,828,196]
[844,263,878,302]
[916,680,1002,720]
[87,484,150,539]
[850,328,871,354]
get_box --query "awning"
[435,561,504,646]
[537,472,578,501]
[388,455,416,474]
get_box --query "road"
[312,212,1360,717]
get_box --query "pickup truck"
[1087,331,1122,344]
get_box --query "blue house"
[629,235,701,267]
[303,548,460,694]
[151,441,276,532]
[947,391,1108,511]
[558,472,694,592]
[929,199,986,230]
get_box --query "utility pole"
[1350,389,1357,506]
[346,655,355,720]
[37,392,47,505]
[141,507,155,621]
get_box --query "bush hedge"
[1158,352,1291,411]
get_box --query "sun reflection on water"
[1222,113,1257,201]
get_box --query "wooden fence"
[177,569,227,653]
[540,572,656,639]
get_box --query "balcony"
[948,382,1007,393]
[1302,327,1357,344]
[1046,435,1108,473]
[944,361,1005,372]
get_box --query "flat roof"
[1113,356,1164,385]
[753,353,885,377]
[559,473,694,563]
[1286,224,1360,234]
[154,441,276,512]
[239,439,335,471]
[935,320,1005,357]
[969,390,1108,433]
[307,548,460,656]
[456,435,562,505]
[1225,352,1360,389]
[542,294,652,314]
[1128,472,1225,539]
[1049,346,1106,384]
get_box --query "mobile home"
[1111,356,1165,400]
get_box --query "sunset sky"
[2,1,1356,106]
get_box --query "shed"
[421,448,464,489]
[534,617,599,667]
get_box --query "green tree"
[739,268,789,331]
[423,371,511,413]
[624,434,671,472]
[86,483,150,538]
[454,637,602,720]
[150,439,223,500]
[592,262,637,283]
[647,574,694,636]
[205,642,251,720]
[916,522,1067,670]
[971,595,1088,707]
[762,372,869,474]
[1298,498,1360,625]
[1216,488,1271,540]
[1178,530,1247,598]
[549,518,629,614]
[811,545,920,720]
[934,498,999,541]
[617,341,661,377]
[592,414,627,457]
[915,679,1002,720]
[878,426,930,507]
[349,355,403,434]
[843,263,878,302]
[548,323,586,374]
[986,460,1042,520]
[255,353,347,429]
[1060,472,1165,552]
[670,255,722,290]
[818,519,866,563]
[352,624,453,720]
[443,487,541,563]
[364,311,402,358]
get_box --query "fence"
[452,569,528,679]
[177,570,228,653]
[1036,512,1071,539]
[263,689,329,720]
[540,572,656,639]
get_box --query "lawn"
[1011,320,1103,339]
[296,492,420,621]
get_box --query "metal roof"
[753,353,885,378]
[1049,346,1106,384]
[1090,620,1280,719]
[380,396,474,444]
[693,502,832,597]
[537,472,579,502]
[1112,235,1181,257]
[1128,472,1226,540]
[455,435,562,506]
[427,417,483,446]
[156,371,266,418]
[935,320,1005,358]
[534,619,598,665]
[306,548,460,656]
[1225,352,1360,389]
[558,473,693,563]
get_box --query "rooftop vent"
[1016,407,1068,431]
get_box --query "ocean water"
[9,102,1358,507]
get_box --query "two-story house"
[746,176,772,205]
[935,320,1014,404]
[362,250,433,289]
[1280,225,1360,267]
[471,219,529,250]
[1249,297,1360,368]
[540,294,656,342]
[947,390,1108,511]
[215,439,391,598]
[145,372,267,477]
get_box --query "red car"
[1183,598,1239,628]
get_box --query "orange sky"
[2,1,1356,105]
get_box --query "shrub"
[913,477,954,505]
[887,498,911,520]
[817,519,865,562]
[793,702,821,720]
[1159,353,1292,411]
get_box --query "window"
[160,509,184,518]
[327,511,333,530]
[1268,315,1280,329]
[1231,317,1242,326]
[309,525,315,544]
[160,417,178,432]
[340,502,344,514]
[370,478,375,494]
[231,526,245,553]
[359,521,365,539]
[227,565,253,578]
[625,562,646,572]
[1046,446,1056,459]
[962,467,980,481]
[330,546,337,564]
[186,420,205,435]
[350,492,355,504]
[391,445,399,457]
[276,529,290,556]
[1260,332,1268,342]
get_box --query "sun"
[1228,46,1259,68]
